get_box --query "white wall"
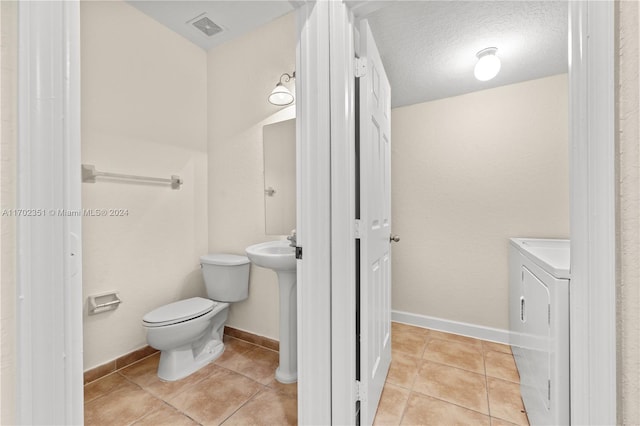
[391,74,569,330]
[207,12,295,340]
[618,1,640,423]
[0,1,17,423]
[81,1,208,370]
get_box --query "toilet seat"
[143,297,215,327]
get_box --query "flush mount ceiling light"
[268,72,295,106]
[474,47,501,81]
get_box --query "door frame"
[295,2,333,424]
[568,2,617,424]
[326,0,617,424]
[15,0,83,424]
[14,0,616,424]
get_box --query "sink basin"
[245,240,298,383]
[245,240,296,272]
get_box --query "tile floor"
[84,323,528,425]
[374,322,529,425]
[84,335,297,425]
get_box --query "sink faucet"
[287,229,297,247]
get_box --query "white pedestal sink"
[245,240,297,383]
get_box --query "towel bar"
[82,164,182,189]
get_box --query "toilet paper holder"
[88,291,122,315]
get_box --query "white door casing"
[295,2,332,424]
[16,1,83,424]
[358,19,392,426]
[568,1,616,424]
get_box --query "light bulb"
[474,48,501,81]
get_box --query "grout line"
[395,324,526,423]
[84,352,159,387]
[397,389,411,425]
[84,336,288,426]
[408,388,491,418]
[85,371,149,406]
[417,357,486,377]
[408,358,420,390]
[218,386,267,425]
[483,345,492,420]
[483,350,521,383]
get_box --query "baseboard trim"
[83,327,279,384]
[83,345,158,384]
[392,310,510,345]
[224,326,279,352]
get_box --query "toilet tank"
[199,254,250,302]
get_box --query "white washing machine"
[509,238,570,426]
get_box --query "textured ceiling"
[127,1,567,108]
[127,1,295,51]
[365,1,568,107]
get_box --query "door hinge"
[355,380,366,402]
[295,246,303,259]
[355,57,367,78]
[548,379,551,401]
[354,219,361,239]
[548,304,551,325]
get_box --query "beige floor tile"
[266,378,298,398]
[84,385,165,426]
[392,329,428,358]
[387,352,420,389]
[423,338,485,374]
[427,330,483,349]
[482,340,512,355]
[215,336,258,365]
[485,351,520,383]
[222,388,297,425]
[401,393,491,426]
[118,352,215,400]
[392,321,429,337]
[217,346,280,385]
[117,353,161,381]
[491,417,520,426]
[84,372,137,403]
[83,329,531,426]
[487,377,529,425]
[168,366,263,425]
[373,383,410,426]
[132,403,199,426]
[413,360,489,414]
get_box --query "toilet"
[142,253,250,381]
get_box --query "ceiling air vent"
[191,16,223,37]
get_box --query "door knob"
[390,235,400,243]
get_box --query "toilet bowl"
[142,253,250,381]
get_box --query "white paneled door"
[358,19,392,426]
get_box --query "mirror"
[263,118,296,235]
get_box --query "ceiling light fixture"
[268,72,295,106]
[474,47,501,81]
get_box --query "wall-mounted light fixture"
[268,72,296,106]
[474,47,501,81]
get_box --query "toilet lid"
[200,253,250,266]
[143,297,215,327]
